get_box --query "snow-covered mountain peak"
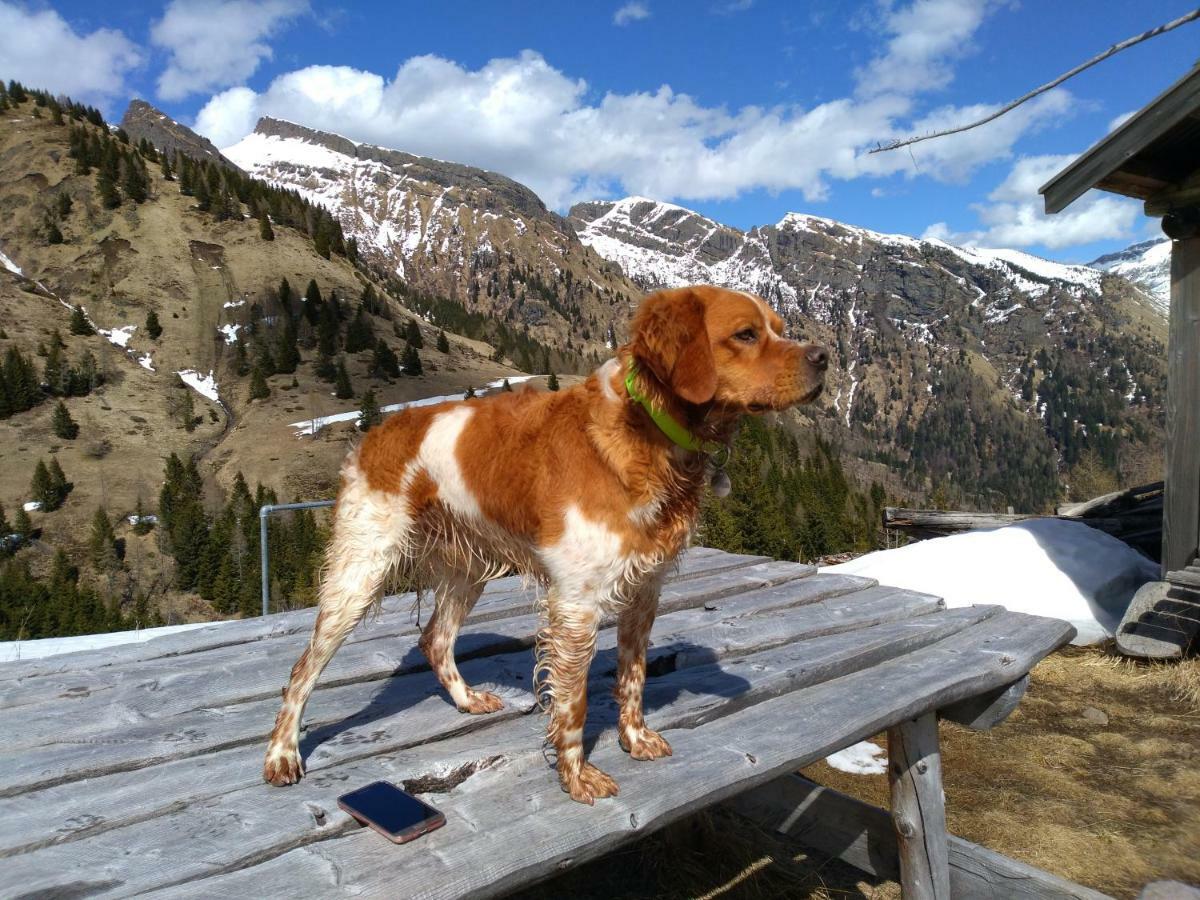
[1088,237,1170,312]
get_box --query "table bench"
[0,548,1083,898]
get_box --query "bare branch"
[869,8,1200,154]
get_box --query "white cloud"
[151,0,308,101]
[856,0,989,98]
[923,154,1141,249]
[198,41,1069,212]
[0,2,142,103]
[1107,109,1136,132]
[613,2,650,25]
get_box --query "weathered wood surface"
[1164,235,1200,578]
[939,675,1028,731]
[888,712,950,899]
[1116,581,1200,659]
[729,775,1113,900]
[0,548,766,683]
[0,549,1076,899]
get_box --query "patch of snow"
[223,299,246,309]
[825,741,887,775]
[99,324,136,348]
[138,353,155,372]
[128,514,159,525]
[1089,237,1170,314]
[177,369,220,403]
[0,621,228,663]
[23,501,42,512]
[218,323,241,345]
[823,519,1158,645]
[0,247,23,276]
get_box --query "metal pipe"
[259,500,335,616]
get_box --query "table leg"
[888,712,951,899]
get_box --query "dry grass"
[514,645,1200,900]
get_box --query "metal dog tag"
[710,468,732,498]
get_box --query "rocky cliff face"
[120,99,242,173]
[223,118,642,355]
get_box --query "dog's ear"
[630,289,717,405]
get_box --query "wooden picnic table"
[0,548,1083,899]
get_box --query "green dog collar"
[624,362,729,465]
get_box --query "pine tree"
[344,307,374,353]
[145,309,163,339]
[249,366,271,400]
[160,152,174,181]
[401,343,423,376]
[31,460,58,510]
[334,358,354,399]
[436,330,450,353]
[194,173,211,211]
[405,319,424,349]
[547,372,560,391]
[13,507,32,539]
[90,507,119,571]
[52,401,78,439]
[121,156,148,203]
[69,305,93,336]
[502,378,513,392]
[370,340,400,379]
[48,458,69,506]
[358,389,383,432]
[44,217,64,245]
[258,205,274,241]
[96,151,121,209]
[55,191,72,217]
[274,317,300,374]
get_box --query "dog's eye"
[734,328,758,344]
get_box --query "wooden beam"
[1163,236,1200,577]
[888,713,950,899]
[729,775,1112,900]
[1145,169,1200,216]
[940,675,1028,731]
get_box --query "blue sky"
[3,1,1197,262]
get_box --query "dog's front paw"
[620,726,673,761]
[263,745,305,786]
[560,763,619,805]
[457,689,504,715]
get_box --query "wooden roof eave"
[1040,64,1200,215]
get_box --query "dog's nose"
[805,345,829,371]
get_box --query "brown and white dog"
[263,285,827,804]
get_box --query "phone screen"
[338,781,443,836]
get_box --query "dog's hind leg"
[418,567,502,713]
[263,480,402,787]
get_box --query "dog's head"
[629,285,827,412]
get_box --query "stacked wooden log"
[883,481,1164,562]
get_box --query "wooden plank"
[1163,235,1200,577]
[940,675,1028,731]
[729,775,1112,900]
[0,609,1001,864]
[888,712,950,899]
[0,579,919,794]
[0,560,825,722]
[131,611,1073,900]
[0,550,775,682]
[1040,66,1200,214]
[0,607,1006,889]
